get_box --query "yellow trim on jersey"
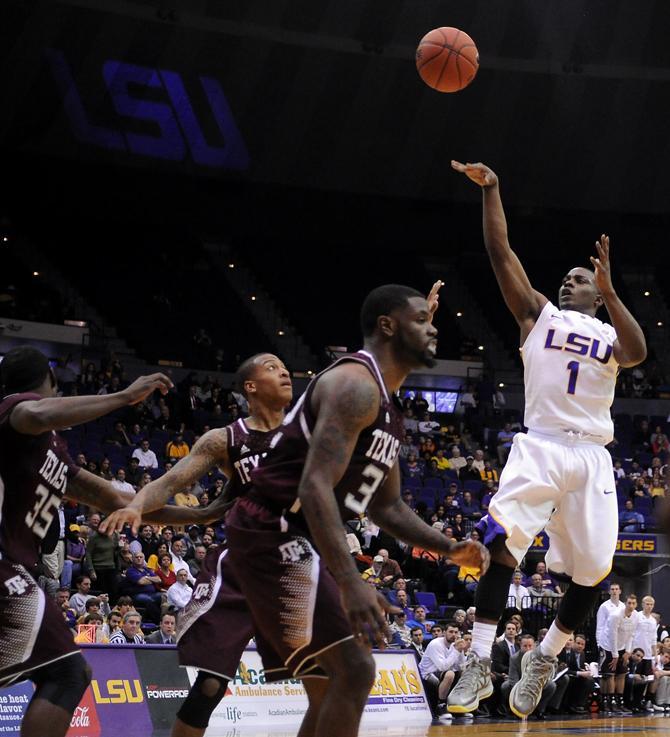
[487,507,512,538]
[593,561,614,586]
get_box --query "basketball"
[416,27,479,93]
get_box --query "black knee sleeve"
[176,671,229,729]
[31,653,91,713]
[556,582,602,632]
[474,561,517,622]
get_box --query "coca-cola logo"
[70,706,90,728]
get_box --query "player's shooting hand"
[426,280,444,321]
[445,539,491,574]
[122,373,174,405]
[451,160,498,188]
[590,234,615,296]
[340,579,393,650]
[99,506,142,537]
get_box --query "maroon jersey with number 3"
[249,350,405,517]
[0,393,80,566]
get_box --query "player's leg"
[311,638,376,737]
[21,653,91,737]
[448,434,559,714]
[298,678,330,737]
[509,444,618,718]
[173,671,228,737]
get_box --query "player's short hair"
[574,633,587,642]
[236,353,270,399]
[521,633,535,643]
[410,626,423,636]
[360,284,424,337]
[0,346,51,397]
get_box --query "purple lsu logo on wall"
[44,48,249,170]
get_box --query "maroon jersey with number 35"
[0,393,79,566]
[249,350,404,518]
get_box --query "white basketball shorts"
[484,430,618,587]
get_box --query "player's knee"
[32,653,91,713]
[346,652,376,694]
[176,672,228,729]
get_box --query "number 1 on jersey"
[566,360,579,395]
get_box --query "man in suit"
[490,620,518,713]
[564,633,595,713]
[502,634,556,719]
[145,612,177,645]
[409,626,425,661]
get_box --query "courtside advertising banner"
[0,646,430,735]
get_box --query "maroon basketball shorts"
[225,498,353,682]
[0,559,79,688]
[177,543,288,680]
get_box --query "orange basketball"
[416,27,479,93]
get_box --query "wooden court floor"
[194,713,670,737]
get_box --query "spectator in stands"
[445,485,460,510]
[418,412,441,436]
[502,634,556,718]
[107,421,132,447]
[456,385,477,416]
[632,477,651,498]
[146,541,169,571]
[628,460,643,479]
[125,551,163,622]
[419,622,463,718]
[403,452,423,480]
[459,455,482,484]
[188,545,207,578]
[100,610,123,641]
[529,573,562,602]
[448,446,467,473]
[564,633,595,714]
[131,524,159,560]
[85,522,119,599]
[408,606,435,635]
[403,409,419,435]
[409,627,425,660]
[174,484,201,508]
[480,461,499,483]
[145,612,177,644]
[132,439,158,469]
[632,419,651,452]
[137,472,153,491]
[626,648,650,713]
[129,423,145,445]
[619,499,645,532]
[451,513,466,541]
[412,392,429,416]
[62,524,86,589]
[361,555,384,587]
[377,548,403,586]
[496,423,517,465]
[402,489,415,509]
[170,538,195,583]
[529,561,562,593]
[209,477,225,500]
[399,432,417,460]
[432,449,450,471]
[613,459,626,480]
[125,456,142,487]
[86,460,99,476]
[389,612,413,647]
[69,575,95,617]
[110,611,145,644]
[648,457,664,478]
[650,472,667,503]
[460,491,481,520]
[508,570,529,610]
[166,432,190,461]
[167,569,193,612]
[471,449,485,473]
[425,459,445,480]
[111,468,135,494]
[481,482,497,513]
[420,436,437,456]
[153,553,177,592]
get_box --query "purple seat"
[423,478,444,489]
[414,591,438,614]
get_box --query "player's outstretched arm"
[368,464,489,573]
[451,161,547,330]
[65,468,218,526]
[10,373,173,435]
[99,429,229,535]
[298,365,389,647]
[591,235,646,367]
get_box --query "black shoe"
[474,704,490,718]
[534,712,546,720]
[610,701,622,713]
[619,703,632,714]
[568,706,587,715]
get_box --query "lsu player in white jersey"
[447,161,647,718]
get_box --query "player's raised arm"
[451,161,547,331]
[9,373,173,435]
[65,468,222,526]
[368,463,489,573]
[590,235,646,367]
[99,428,230,535]
[297,364,389,646]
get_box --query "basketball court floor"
[201,713,670,737]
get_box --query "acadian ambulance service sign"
[187,649,431,730]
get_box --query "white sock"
[471,622,497,659]
[539,622,571,658]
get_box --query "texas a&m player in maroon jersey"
[100,353,300,737]
[216,285,489,737]
[0,346,209,737]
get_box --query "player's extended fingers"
[450,160,466,172]
[589,256,600,270]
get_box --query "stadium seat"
[414,591,438,614]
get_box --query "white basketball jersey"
[521,301,618,445]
